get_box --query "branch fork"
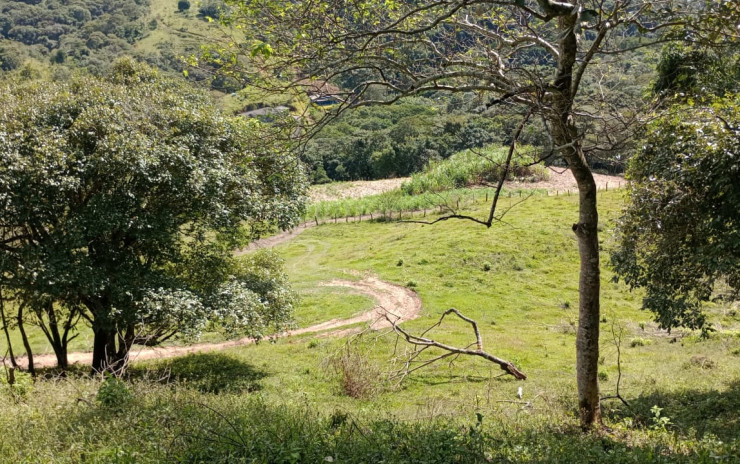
[386,308,526,381]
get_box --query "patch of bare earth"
[18,276,421,369]
[509,168,624,192]
[310,178,409,203]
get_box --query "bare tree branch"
[387,308,526,381]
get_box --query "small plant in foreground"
[329,345,383,399]
[96,375,132,410]
[686,355,716,370]
[650,405,672,431]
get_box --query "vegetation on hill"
[400,146,550,196]
[301,96,552,184]
[303,146,552,222]
[0,0,152,74]
[0,0,235,90]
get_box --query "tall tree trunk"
[92,326,129,373]
[568,151,603,428]
[0,287,18,368]
[17,303,34,376]
[92,326,112,372]
[550,11,602,428]
[45,302,69,370]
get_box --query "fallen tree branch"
[386,308,526,381]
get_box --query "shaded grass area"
[128,352,267,394]
[0,379,737,463]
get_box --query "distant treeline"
[302,95,553,184]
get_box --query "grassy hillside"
[1,190,738,462]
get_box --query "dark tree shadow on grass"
[128,352,268,394]
[603,380,740,442]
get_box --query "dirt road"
[17,275,421,369]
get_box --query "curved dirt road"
[18,275,421,369]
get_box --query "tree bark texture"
[549,10,602,428]
[92,326,128,373]
[0,287,18,368]
[17,303,34,376]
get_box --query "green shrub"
[630,337,651,347]
[0,369,33,398]
[96,376,132,410]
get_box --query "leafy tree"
[0,58,306,372]
[207,0,739,427]
[654,44,740,99]
[613,96,740,332]
[0,42,24,71]
[178,0,191,12]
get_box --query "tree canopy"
[0,58,306,371]
[612,96,740,332]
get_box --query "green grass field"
[1,189,738,462]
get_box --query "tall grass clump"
[401,145,550,195]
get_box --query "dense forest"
[0,0,231,85]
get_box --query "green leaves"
[0,59,306,361]
[250,41,274,58]
[612,95,740,331]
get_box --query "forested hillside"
[1,0,657,185]
[0,0,230,85]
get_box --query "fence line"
[301,182,626,227]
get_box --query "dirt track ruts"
[17,275,421,369]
